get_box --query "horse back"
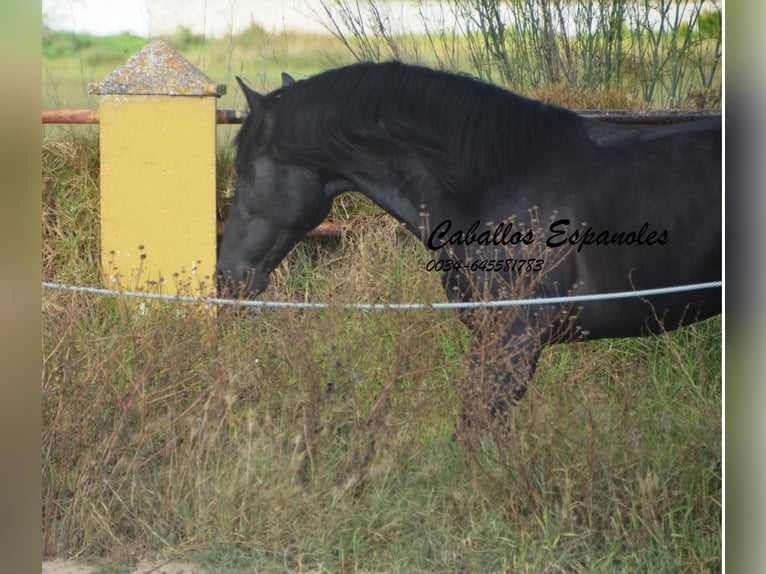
[467,116,723,341]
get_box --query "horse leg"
[458,328,542,435]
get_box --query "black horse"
[217,61,721,425]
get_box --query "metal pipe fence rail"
[42,108,720,126]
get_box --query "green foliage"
[698,8,723,40]
[320,0,723,109]
[42,135,721,572]
[43,30,146,65]
[41,23,350,117]
[168,26,206,52]
[42,4,721,117]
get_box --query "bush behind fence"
[319,0,722,108]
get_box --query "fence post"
[90,39,225,300]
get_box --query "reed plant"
[318,0,722,108]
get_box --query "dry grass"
[42,135,721,572]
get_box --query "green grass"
[42,30,147,62]
[42,133,721,572]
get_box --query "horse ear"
[281,72,295,87]
[235,76,263,111]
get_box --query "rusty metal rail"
[43,108,721,126]
[42,109,99,124]
[215,219,341,238]
[576,109,720,124]
[42,107,721,238]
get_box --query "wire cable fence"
[42,280,722,311]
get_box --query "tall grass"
[319,0,722,108]
[42,1,722,119]
[42,135,721,572]
[41,24,352,113]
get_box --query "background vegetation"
[319,0,721,108]
[42,0,722,115]
[43,2,722,571]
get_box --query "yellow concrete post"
[90,40,225,300]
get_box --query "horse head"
[216,74,334,297]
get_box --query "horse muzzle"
[215,267,269,299]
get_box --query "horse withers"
[216,61,721,428]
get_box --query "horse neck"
[332,152,441,240]
[323,108,585,239]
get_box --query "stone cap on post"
[89,39,226,97]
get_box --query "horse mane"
[238,61,589,192]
